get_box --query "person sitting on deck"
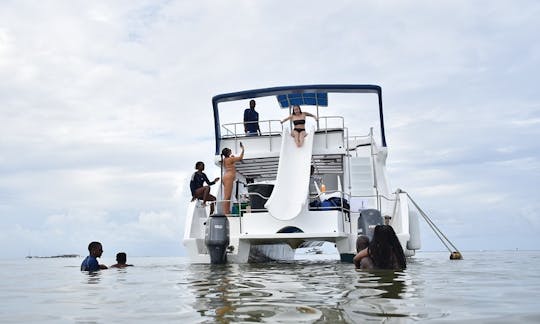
[190,161,220,215]
[280,105,318,147]
[353,225,407,270]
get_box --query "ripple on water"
[3,252,540,323]
[227,303,322,322]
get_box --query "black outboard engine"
[204,214,230,264]
[357,209,383,240]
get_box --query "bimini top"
[276,92,328,108]
[211,84,386,154]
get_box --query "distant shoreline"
[25,254,80,259]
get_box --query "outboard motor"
[357,209,383,240]
[204,214,230,264]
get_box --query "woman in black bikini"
[280,105,318,147]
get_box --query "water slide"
[265,124,315,220]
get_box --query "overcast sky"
[1,1,539,259]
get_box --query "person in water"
[355,235,374,270]
[190,161,220,214]
[280,105,318,147]
[110,252,133,268]
[353,225,407,270]
[81,241,107,271]
[221,142,245,214]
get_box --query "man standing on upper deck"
[243,99,261,136]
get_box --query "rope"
[406,192,462,258]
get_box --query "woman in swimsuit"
[221,142,245,214]
[280,105,318,147]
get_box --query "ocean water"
[1,251,539,323]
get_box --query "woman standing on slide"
[221,142,245,214]
[280,105,318,147]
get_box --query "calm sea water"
[1,251,539,323]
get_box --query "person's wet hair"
[293,105,302,115]
[116,252,127,264]
[368,225,407,269]
[356,235,370,253]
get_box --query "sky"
[1,1,539,259]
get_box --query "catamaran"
[183,84,421,263]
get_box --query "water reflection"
[185,261,417,323]
[83,271,102,285]
[370,270,407,299]
[186,264,231,321]
[340,270,409,322]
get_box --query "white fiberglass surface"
[265,124,315,221]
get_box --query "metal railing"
[317,116,345,149]
[221,119,283,138]
[203,189,399,237]
[221,116,346,139]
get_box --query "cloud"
[1,0,540,258]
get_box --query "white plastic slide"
[265,124,315,220]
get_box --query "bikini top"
[293,119,306,126]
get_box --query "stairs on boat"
[349,156,375,196]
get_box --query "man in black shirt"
[190,161,220,214]
[243,99,261,136]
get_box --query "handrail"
[221,116,346,139]
[220,116,349,156]
[221,119,283,138]
[317,116,344,149]
[219,190,398,235]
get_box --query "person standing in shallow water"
[355,235,374,270]
[221,142,245,214]
[353,225,407,270]
[110,252,133,268]
[81,241,107,271]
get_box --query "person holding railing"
[280,105,318,147]
[243,100,261,136]
[221,142,245,214]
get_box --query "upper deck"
[212,84,387,153]
[212,84,386,183]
